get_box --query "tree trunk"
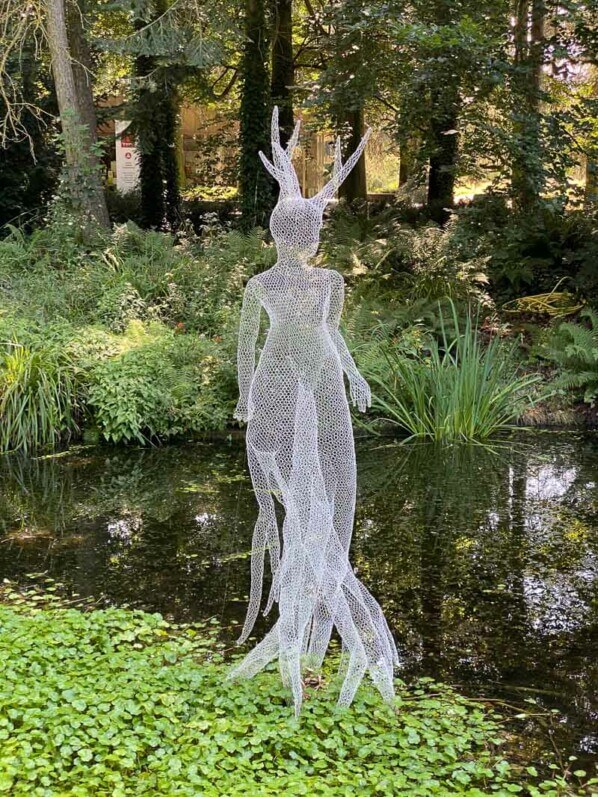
[135,47,164,229]
[133,0,181,230]
[424,0,460,224]
[398,140,413,187]
[427,85,459,224]
[584,66,598,207]
[270,0,294,148]
[46,0,110,228]
[511,0,546,211]
[66,0,97,145]
[161,91,181,229]
[240,0,274,228]
[339,106,367,202]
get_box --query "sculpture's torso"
[252,264,341,388]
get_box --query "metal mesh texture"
[230,108,398,715]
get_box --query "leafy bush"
[322,206,491,308]
[359,305,541,441]
[0,584,590,797]
[86,321,236,444]
[105,187,144,227]
[0,218,276,450]
[451,197,598,303]
[540,309,598,406]
[0,218,274,334]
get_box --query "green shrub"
[0,584,590,797]
[451,197,598,303]
[540,309,598,406]
[0,219,275,450]
[360,304,542,441]
[0,218,274,334]
[322,206,491,308]
[86,321,235,444]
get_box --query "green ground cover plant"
[0,582,592,797]
[539,309,598,406]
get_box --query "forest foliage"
[0,0,596,452]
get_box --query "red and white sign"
[115,120,140,193]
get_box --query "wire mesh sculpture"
[231,108,398,715]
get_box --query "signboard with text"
[115,120,140,193]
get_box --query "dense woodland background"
[0,0,596,452]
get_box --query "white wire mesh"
[230,108,398,715]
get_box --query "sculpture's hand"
[234,399,250,423]
[349,374,371,413]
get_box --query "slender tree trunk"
[529,0,545,99]
[135,48,164,229]
[427,85,459,224]
[66,0,97,144]
[425,1,460,223]
[584,66,598,207]
[240,0,274,228]
[161,90,181,229]
[270,0,294,147]
[133,0,181,230]
[46,0,110,228]
[398,140,413,187]
[511,0,546,211]
[339,106,367,202]
[332,0,367,203]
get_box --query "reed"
[365,304,541,441]
[0,343,80,453]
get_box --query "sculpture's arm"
[234,279,261,422]
[327,271,371,412]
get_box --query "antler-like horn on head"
[259,106,303,199]
[311,127,372,210]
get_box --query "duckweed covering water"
[0,586,593,797]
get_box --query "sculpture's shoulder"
[325,269,345,289]
[244,274,266,298]
[300,267,343,286]
[252,268,280,288]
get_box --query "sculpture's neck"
[275,255,313,272]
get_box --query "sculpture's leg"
[237,445,281,644]
[228,625,279,680]
[304,362,356,666]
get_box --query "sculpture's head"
[269,198,322,260]
[260,107,371,264]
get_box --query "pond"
[1,431,596,768]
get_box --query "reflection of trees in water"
[353,434,598,757]
[0,443,256,623]
[354,440,510,677]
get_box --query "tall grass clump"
[0,342,81,453]
[362,304,541,441]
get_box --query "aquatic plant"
[362,304,542,441]
[0,583,592,796]
[0,342,81,453]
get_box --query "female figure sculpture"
[231,109,398,715]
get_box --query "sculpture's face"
[270,198,323,262]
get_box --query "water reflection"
[1,432,596,760]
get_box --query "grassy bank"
[0,583,593,797]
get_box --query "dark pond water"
[1,431,596,766]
